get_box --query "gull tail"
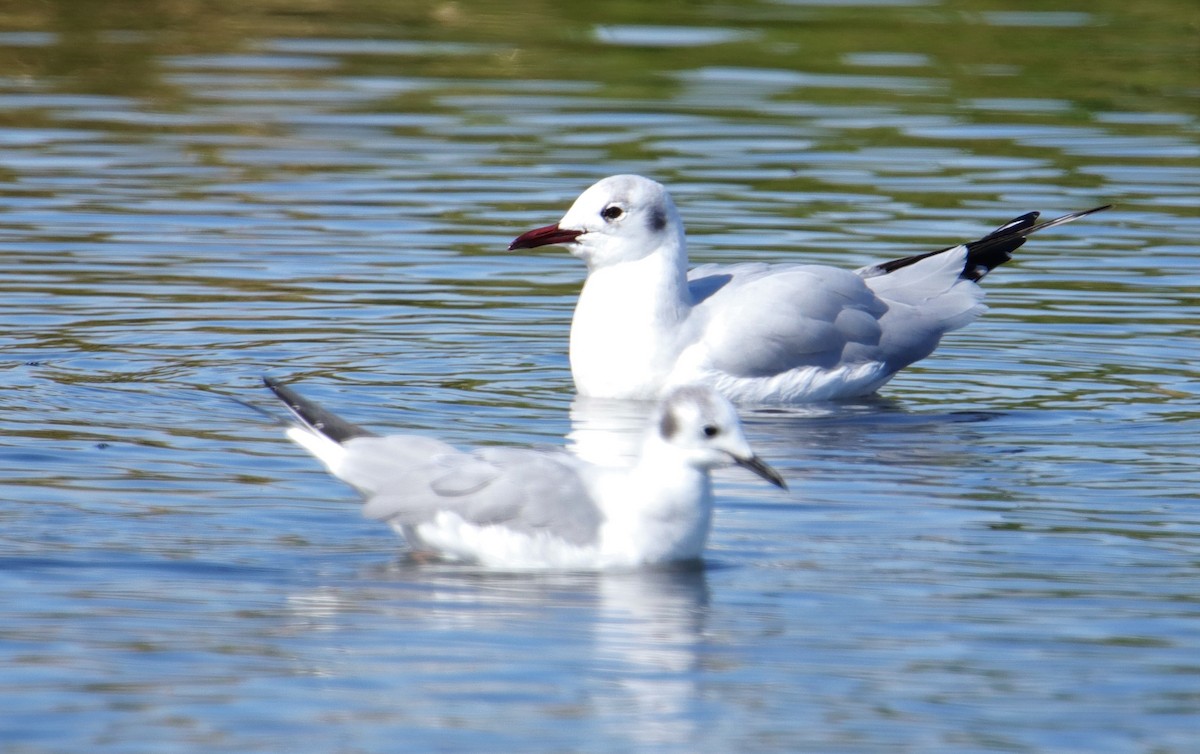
[864,204,1112,282]
[263,376,376,474]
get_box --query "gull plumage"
[263,377,785,570]
[510,174,1110,403]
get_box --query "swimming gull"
[263,377,785,569]
[509,174,1110,403]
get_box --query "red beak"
[508,223,583,250]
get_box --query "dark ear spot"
[659,409,678,440]
[649,207,667,232]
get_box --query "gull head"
[509,174,684,270]
[652,385,787,489]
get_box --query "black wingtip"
[961,204,1113,280]
[867,204,1112,283]
[262,376,374,443]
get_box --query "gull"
[509,175,1110,403]
[262,377,785,570]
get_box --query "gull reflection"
[284,563,711,749]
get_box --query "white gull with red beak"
[510,174,1110,404]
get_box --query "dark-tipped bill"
[509,223,583,250]
[734,454,788,490]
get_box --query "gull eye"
[702,424,720,438]
[601,205,624,221]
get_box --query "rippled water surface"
[2,1,1198,751]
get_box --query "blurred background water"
[1,0,1198,751]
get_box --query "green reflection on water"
[1,0,1195,117]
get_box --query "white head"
[650,385,786,488]
[509,175,686,270]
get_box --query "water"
[1,1,1198,751]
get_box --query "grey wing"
[857,244,986,360]
[687,263,889,376]
[335,434,461,496]
[359,446,605,547]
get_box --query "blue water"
[1,1,1198,751]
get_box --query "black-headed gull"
[509,175,1110,403]
[263,377,784,569]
